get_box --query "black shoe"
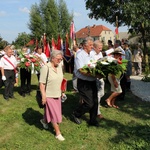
[72,113,81,124]
[22,93,26,97]
[9,96,16,99]
[26,92,30,96]
[18,91,25,97]
[88,121,100,127]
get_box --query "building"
[76,24,115,45]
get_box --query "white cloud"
[19,7,30,13]
[74,12,82,17]
[0,11,6,17]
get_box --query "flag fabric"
[57,34,61,50]
[70,21,75,40]
[35,39,38,48]
[65,34,71,57]
[26,39,34,46]
[61,38,64,51]
[115,27,119,35]
[52,37,57,50]
[115,16,119,39]
[45,42,51,58]
[43,33,47,54]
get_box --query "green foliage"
[14,32,31,48]
[28,3,43,40]
[0,35,9,49]
[28,0,72,42]
[85,0,150,62]
[142,65,150,82]
[58,0,73,39]
[82,58,128,77]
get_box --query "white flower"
[89,63,96,68]
[107,56,115,63]
[21,58,25,62]
[90,60,97,63]
[101,61,109,65]
[87,60,97,68]
[29,54,33,58]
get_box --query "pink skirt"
[44,97,62,123]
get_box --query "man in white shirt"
[72,37,100,127]
[1,46,17,100]
[91,40,105,119]
[72,45,81,92]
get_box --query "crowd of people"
[0,38,144,141]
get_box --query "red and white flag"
[57,34,61,50]
[43,33,47,53]
[65,33,71,57]
[45,42,51,58]
[115,16,119,39]
[52,37,57,50]
[26,39,34,46]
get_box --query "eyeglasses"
[55,57,63,61]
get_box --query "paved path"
[131,75,150,102]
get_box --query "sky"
[0,0,128,43]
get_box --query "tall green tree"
[58,0,73,38]
[28,3,43,41]
[40,0,59,40]
[28,0,72,42]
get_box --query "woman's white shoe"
[55,134,65,141]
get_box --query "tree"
[0,35,8,49]
[14,32,31,48]
[85,0,150,65]
[58,0,73,39]
[28,0,72,42]
[28,3,43,41]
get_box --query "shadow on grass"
[22,107,54,134]
[0,84,38,95]
[22,107,43,128]
[104,119,150,149]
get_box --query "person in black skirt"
[19,46,31,97]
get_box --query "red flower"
[31,58,36,63]
[117,60,122,64]
[119,57,122,61]
[25,62,31,67]
[34,63,39,67]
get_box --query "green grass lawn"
[0,73,150,150]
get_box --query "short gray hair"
[50,50,63,59]
[93,40,103,48]
[82,36,93,46]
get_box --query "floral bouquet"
[17,52,41,72]
[81,56,128,78]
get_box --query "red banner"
[57,34,61,50]
[65,34,71,57]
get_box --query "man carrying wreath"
[72,37,100,127]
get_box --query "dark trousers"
[3,70,15,99]
[20,68,31,94]
[74,78,98,123]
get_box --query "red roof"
[76,25,111,39]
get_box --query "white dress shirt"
[0,55,17,70]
